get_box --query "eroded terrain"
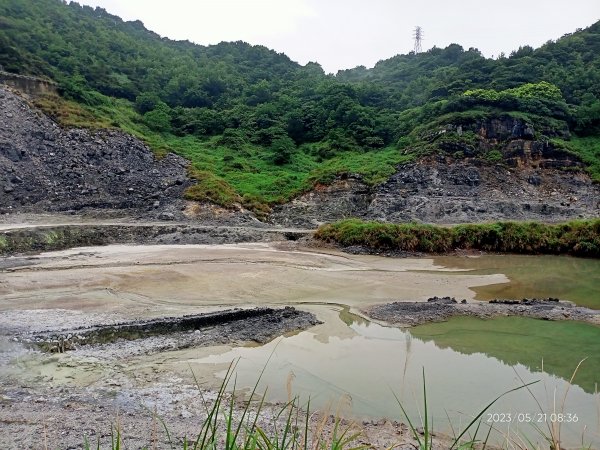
[0,243,505,448]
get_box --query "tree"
[135,92,161,114]
[271,135,296,165]
[143,102,172,132]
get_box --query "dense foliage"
[316,219,600,257]
[1,0,599,207]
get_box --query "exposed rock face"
[270,120,600,227]
[367,157,598,223]
[474,117,569,140]
[0,71,58,98]
[0,86,191,217]
[1,85,598,226]
[271,159,600,227]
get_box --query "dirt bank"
[365,296,600,327]
[0,222,311,256]
[19,307,320,355]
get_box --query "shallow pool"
[193,309,600,448]
[433,254,600,308]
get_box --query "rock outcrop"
[270,119,600,227]
[0,71,58,98]
[0,86,191,217]
[1,85,598,226]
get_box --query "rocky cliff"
[0,86,191,217]
[269,118,600,227]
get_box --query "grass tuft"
[82,360,368,449]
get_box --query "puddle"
[188,308,600,447]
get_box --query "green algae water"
[432,254,600,308]
[410,316,600,394]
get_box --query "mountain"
[0,0,599,221]
[337,23,600,110]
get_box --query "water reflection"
[192,308,600,447]
[338,305,370,327]
[410,316,600,394]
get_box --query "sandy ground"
[0,243,505,313]
[0,243,506,449]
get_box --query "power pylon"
[413,26,423,54]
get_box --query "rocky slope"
[270,119,600,227]
[1,85,599,226]
[0,86,191,217]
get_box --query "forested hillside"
[1,0,599,212]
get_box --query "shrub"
[315,219,600,257]
[184,168,240,207]
[143,102,172,133]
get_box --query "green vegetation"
[1,0,600,207]
[315,219,600,257]
[568,136,600,182]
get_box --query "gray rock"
[158,212,175,221]
[0,86,192,215]
[269,157,600,226]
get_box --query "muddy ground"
[0,307,323,449]
[364,296,600,327]
[0,305,450,450]
[1,240,597,449]
[2,242,503,449]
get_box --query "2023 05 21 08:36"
[486,412,580,423]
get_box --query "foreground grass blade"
[392,390,423,449]
[449,380,540,449]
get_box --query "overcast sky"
[76,0,600,74]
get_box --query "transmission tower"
[413,26,423,54]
